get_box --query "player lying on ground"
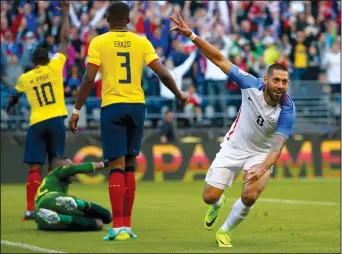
[69,2,188,241]
[170,14,295,248]
[6,0,71,221]
[35,157,112,231]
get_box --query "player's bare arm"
[244,134,287,185]
[148,59,188,104]
[170,13,233,74]
[5,90,23,114]
[57,0,70,57]
[69,64,99,134]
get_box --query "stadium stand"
[1,0,340,133]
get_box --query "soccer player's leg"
[76,199,112,224]
[203,166,234,233]
[36,194,103,231]
[100,104,130,241]
[123,156,137,239]
[203,143,248,247]
[53,194,112,223]
[218,158,272,247]
[36,209,104,231]
[23,124,46,220]
[45,117,66,173]
[123,103,146,239]
[203,146,241,231]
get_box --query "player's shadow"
[22,227,106,234]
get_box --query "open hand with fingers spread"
[170,13,193,37]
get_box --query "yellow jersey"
[15,53,68,126]
[87,30,159,107]
[294,43,308,68]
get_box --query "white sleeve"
[69,3,81,28]
[90,5,107,28]
[174,51,197,77]
[218,1,229,30]
[207,1,216,19]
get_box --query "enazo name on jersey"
[224,65,296,154]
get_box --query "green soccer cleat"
[204,194,226,230]
[216,228,233,248]
[103,228,131,241]
[36,208,60,225]
[126,228,138,239]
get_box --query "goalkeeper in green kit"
[35,157,112,231]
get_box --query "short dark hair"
[32,47,49,66]
[106,2,130,23]
[267,63,288,76]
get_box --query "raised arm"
[170,13,233,74]
[69,2,81,28]
[218,1,229,31]
[174,50,197,77]
[58,0,70,57]
[89,2,109,28]
[56,161,109,179]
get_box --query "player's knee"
[241,191,259,206]
[202,190,220,205]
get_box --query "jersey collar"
[110,29,128,32]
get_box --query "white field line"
[257,198,339,206]
[1,240,66,253]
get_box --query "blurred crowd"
[1,1,341,128]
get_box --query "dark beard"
[266,83,281,103]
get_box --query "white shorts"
[205,141,269,189]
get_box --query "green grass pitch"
[1,179,340,253]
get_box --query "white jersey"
[223,65,296,154]
[205,65,295,189]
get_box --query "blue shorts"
[100,103,145,160]
[24,116,66,164]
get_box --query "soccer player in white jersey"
[170,14,295,248]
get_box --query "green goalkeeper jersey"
[34,163,99,205]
